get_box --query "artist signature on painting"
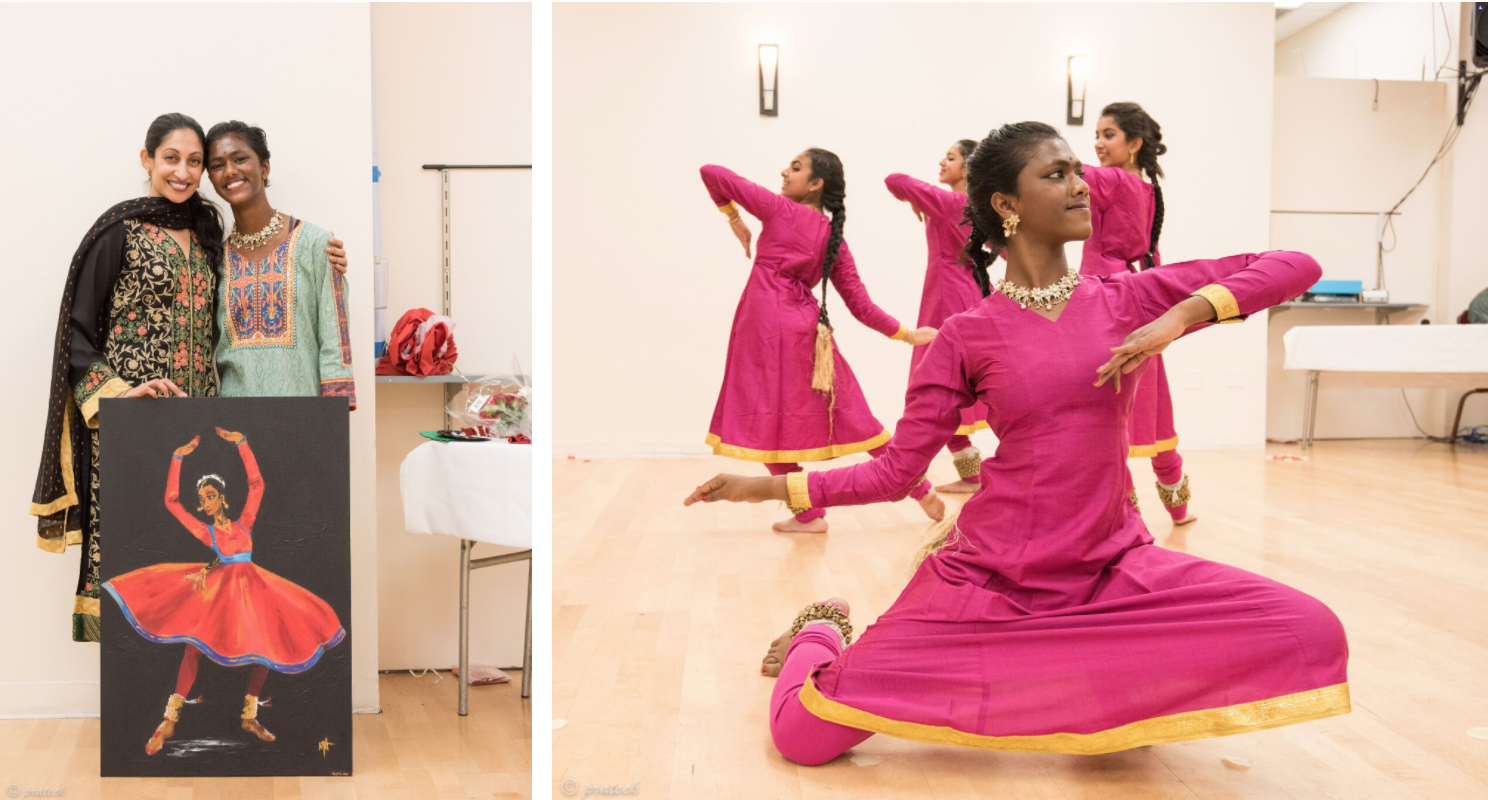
[6,787,66,798]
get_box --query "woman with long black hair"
[885,139,990,493]
[687,123,1347,764]
[700,150,943,540]
[1085,102,1194,524]
[30,113,348,642]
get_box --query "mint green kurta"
[216,219,356,406]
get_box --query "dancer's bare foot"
[762,597,850,677]
[772,516,828,533]
[242,718,277,742]
[1173,514,1198,526]
[145,718,175,755]
[918,488,945,521]
[936,479,978,494]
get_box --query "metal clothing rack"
[419,163,535,713]
[419,164,533,430]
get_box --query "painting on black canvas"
[99,396,351,777]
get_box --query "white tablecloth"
[400,440,532,547]
[1284,325,1488,381]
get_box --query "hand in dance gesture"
[729,215,753,259]
[904,200,925,223]
[173,436,201,458]
[904,326,938,347]
[123,378,187,399]
[1096,296,1215,390]
[215,427,245,444]
[683,474,786,506]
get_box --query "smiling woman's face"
[207,134,268,206]
[142,128,204,204]
[939,143,967,186]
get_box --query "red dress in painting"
[102,438,345,673]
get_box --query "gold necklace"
[229,210,283,250]
[996,268,1080,311]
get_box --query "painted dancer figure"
[701,153,943,537]
[885,140,991,494]
[686,124,1348,763]
[103,428,346,755]
[1085,102,1193,524]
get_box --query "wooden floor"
[0,672,530,799]
[554,441,1488,798]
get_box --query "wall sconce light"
[1067,55,1089,125]
[759,44,779,117]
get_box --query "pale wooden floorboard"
[553,441,1488,798]
[0,673,529,799]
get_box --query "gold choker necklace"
[996,268,1080,311]
[230,211,282,250]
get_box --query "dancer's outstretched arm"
[164,436,213,547]
[700,165,785,258]
[699,165,787,222]
[1096,250,1322,384]
[884,173,958,223]
[686,319,973,510]
[217,428,265,532]
[830,241,936,345]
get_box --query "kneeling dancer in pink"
[685,123,1349,764]
[701,152,942,535]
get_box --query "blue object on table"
[1309,279,1364,296]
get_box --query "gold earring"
[1127,150,1137,167]
[1003,213,1020,238]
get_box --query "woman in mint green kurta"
[205,121,356,407]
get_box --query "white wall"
[1266,76,1452,440]
[372,2,534,671]
[1269,1,1488,438]
[0,3,379,716]
[1276,1,1462,81]
[554,2,1279,455]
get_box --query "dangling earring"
[1127,150,1137,168]
[1002,213,1020,238]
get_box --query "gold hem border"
[954,420,990,436]
[1128,436,1180,459]
[800,677,1349,755]
[704,431,892,463]
[31,399,80,518]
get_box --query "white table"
[1283,325,1488,447]
[401,439,533,712]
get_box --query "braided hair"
[143,114,225,269]
[804,147,846,329]
[958,122,1064,297]
[1099,102,1166,270]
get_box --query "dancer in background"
[701,152,942,537]
[1085,102,1194,524]
[687,123,1347,763]
[885,139,990,494]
